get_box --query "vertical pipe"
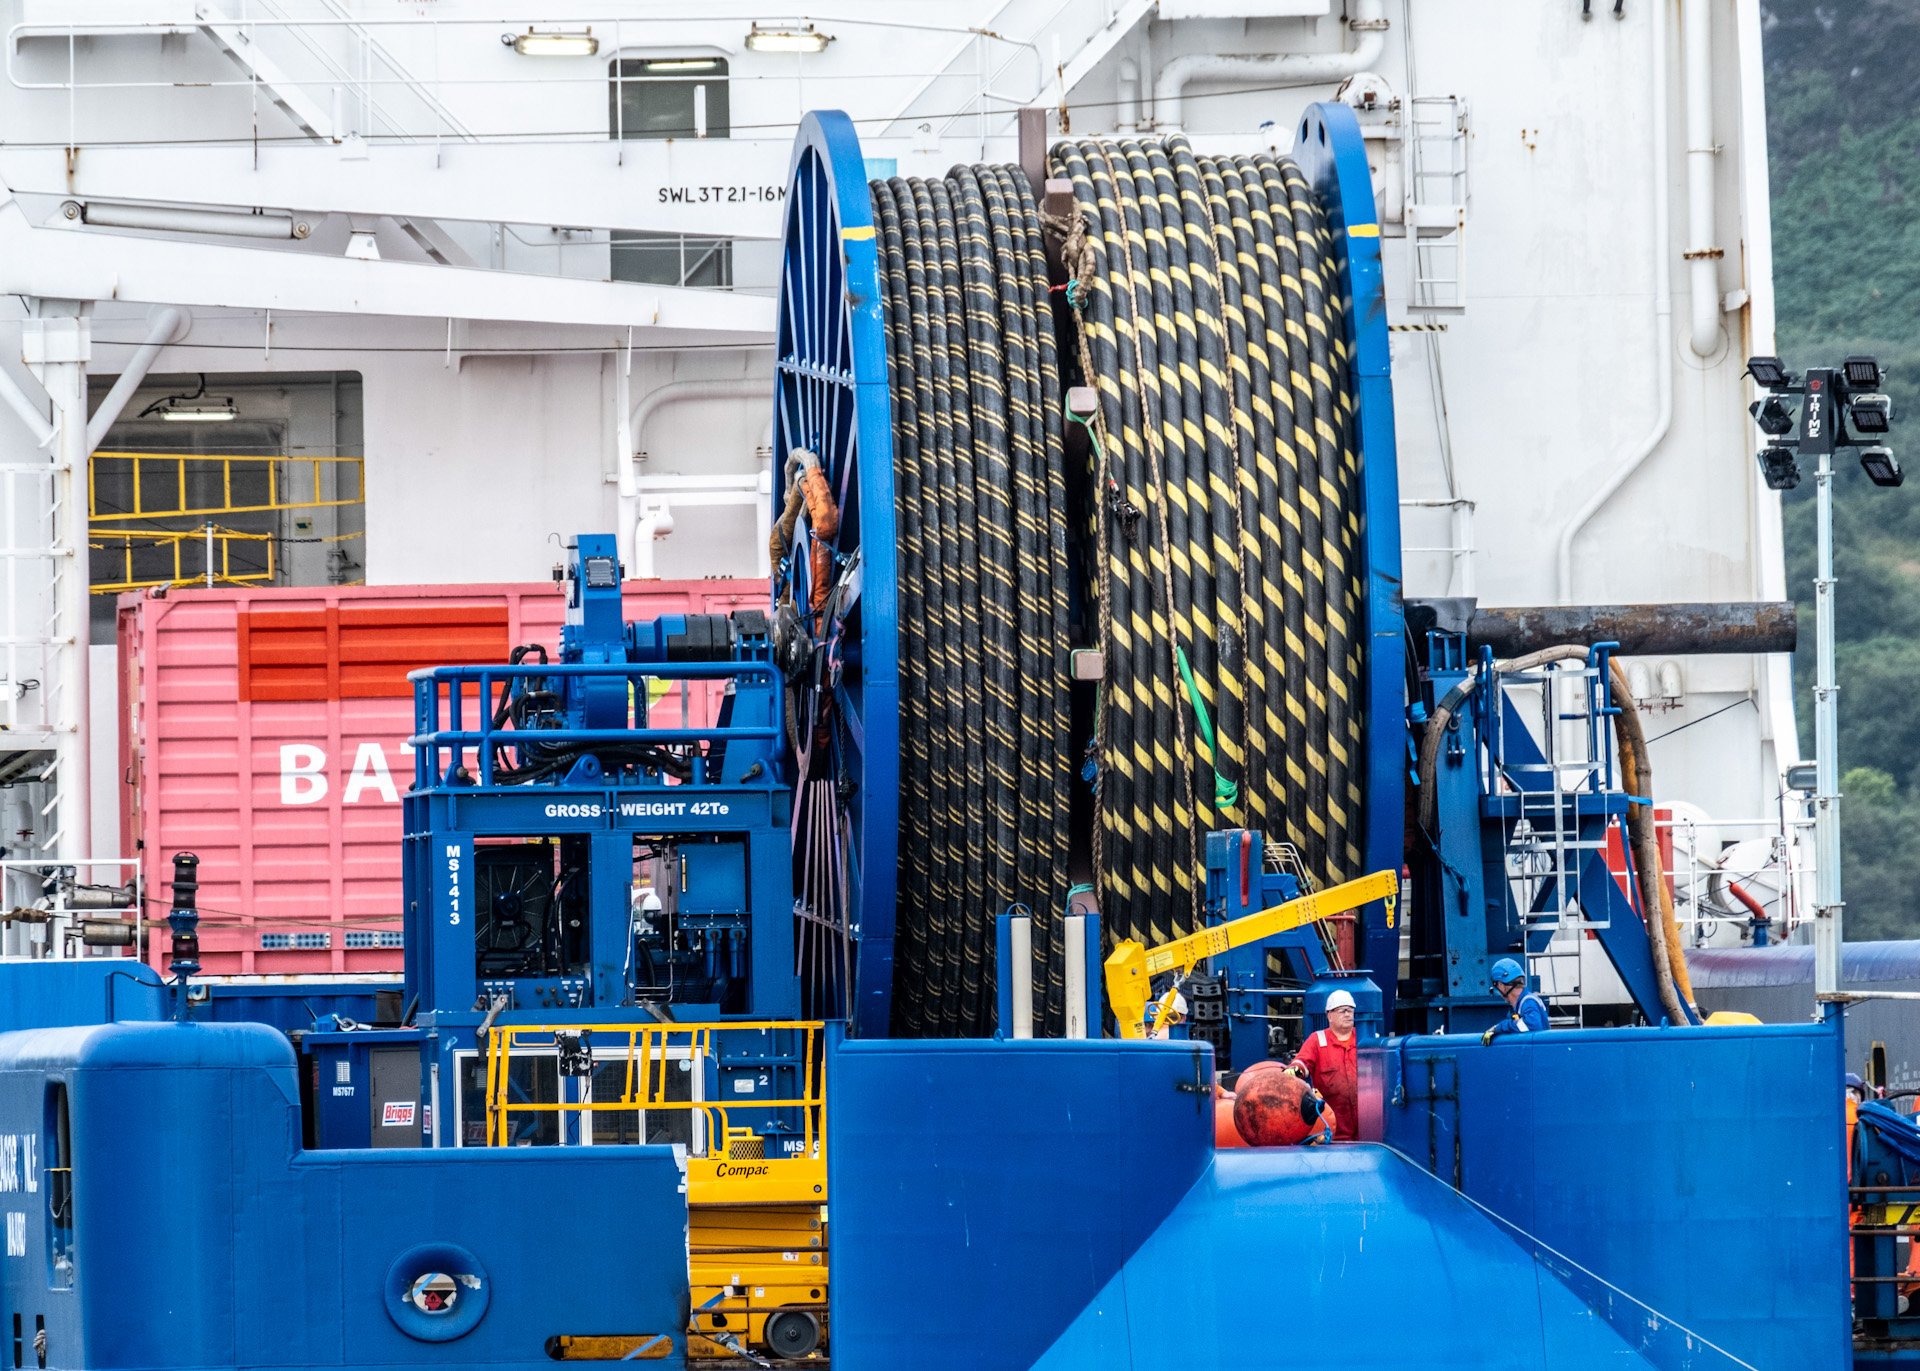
[1062,912,1087,1038]
[1682,0,1721,357]
[614,349,635,569]
[754,452,774,579]
[1010,915,1033,1038]
[1813,445,1840,1000]
[41,314,92,875]
[1451,500,1474,598]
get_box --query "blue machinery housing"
[0,110,1871,1370]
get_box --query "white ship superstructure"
[0,1,1800,997]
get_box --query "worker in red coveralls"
[1287,989,1359,1141]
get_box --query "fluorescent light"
[641,58,722,73]
[745,21,832,52]
[508,29,598,57]
[160,404,238,423]
[68,200,310,240]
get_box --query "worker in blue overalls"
[1481,957,1549,1045]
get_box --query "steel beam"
[0,191,772,338]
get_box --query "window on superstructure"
[46,1083,72,1287]
[609,57,733,289]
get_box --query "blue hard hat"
[1490,957,1525,986]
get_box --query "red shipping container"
[118,577,769,975]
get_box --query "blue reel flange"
[771,111,900,1038]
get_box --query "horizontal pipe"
[1153,0,1387,129]
[1408,600,1797,657]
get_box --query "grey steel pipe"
[1410,600,1797,657]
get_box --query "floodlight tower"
[1745,354,1901,1002]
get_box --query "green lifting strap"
[1175,644,1240,813]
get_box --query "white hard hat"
[1325,990,1357,1012]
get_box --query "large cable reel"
[772,107,1405,1040]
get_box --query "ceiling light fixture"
[745,21,832,53]
[160,403,239,423]
[138,375,238,424]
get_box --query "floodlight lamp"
[1849,393,1893,437]
[1844,355,1885,389]
[1745,355,1791,389]
[745,21,832,52]
[507,29,599,57]
[1757,445,1800,491]
[1785,762,1819,793]
[1861,446,1904,488]
[1749,396,1795,437]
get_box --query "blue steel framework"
[1409,636,1697,1031]
[305,533,811,1149]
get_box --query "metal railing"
[484,1020,824,1158]
[7,11,1052,147]
[89,451,364,524]
[89,526,274,593]
[410,660,778,789]
[87,522,366,595]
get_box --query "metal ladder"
[0,460,62,794]
[1488,657,1619,1017]
[1403,95,1470,312]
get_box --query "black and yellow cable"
[864,134,1365,1036]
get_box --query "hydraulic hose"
[1609,659,1697,1017]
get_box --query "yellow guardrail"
[89,450,364,522]
[484,1020,825,1200]
[89,526,276,593]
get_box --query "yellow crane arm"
[1104,869,1399,1040]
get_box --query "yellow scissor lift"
[486,1021,830,1362]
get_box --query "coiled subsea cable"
[871,168,1075,1037]
[866,134,1364,1037]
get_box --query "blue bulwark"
[1382,1020,1850,1369]
[1293,102,1407,1024]
[0,1021,691,1371]
[0,961,162,1032]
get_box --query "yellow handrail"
[484,1021,825,1153]
[89,450,364,522]
[88,526,276,593]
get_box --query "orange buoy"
[1214,1092,1247,1148]
[1232,1061,1336,1147]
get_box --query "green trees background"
[1766,1,1920,937]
